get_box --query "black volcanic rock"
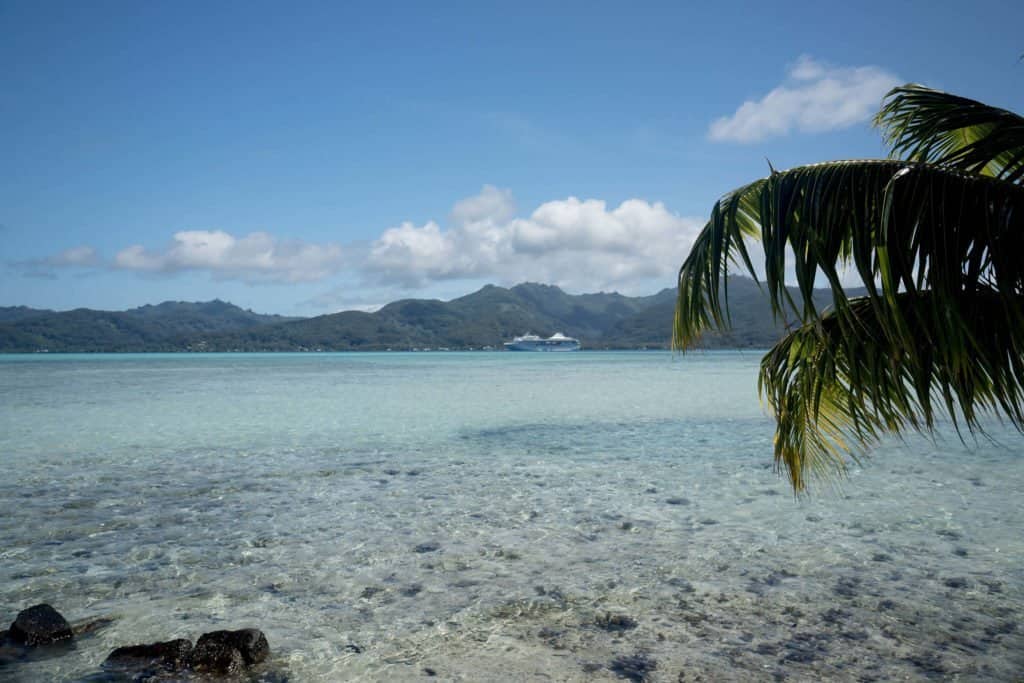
[104,638,193,671]
[188,638,247,675]
[6,604,73,646]
[194,628,269,666]
[101,629,268,677]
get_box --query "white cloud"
[47,245,99,267]
[12,244,100,278]
[28,187,703,296]
[114,230,343,283]
[366,186,703,293]
[449,184,516,226]
[708,55,900,143]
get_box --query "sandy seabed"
[1,354,1020,681]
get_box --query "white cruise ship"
[503,332,581,352]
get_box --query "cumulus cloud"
[708,56,900,143]
[25,187,704,295]
[366,186,703,293]
[113,230,343,282]
[450,184,516,226]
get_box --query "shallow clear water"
[0,352,1021,681]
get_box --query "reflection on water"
[0,352,1021,681]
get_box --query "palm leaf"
[761,290,1024,492]
[675,158,1024,492]
[675,159,1024,352]
[876,85,1024,182]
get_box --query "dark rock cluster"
[104,638,194,672]
[104,628,269,677]
[1,603,269,679]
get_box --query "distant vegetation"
[0,278,837,353]
[0,300,301,353]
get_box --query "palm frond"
[675,159,1024,353]
[761,290,1024,492]
[673,178,764,348]
[876,85,1024,182]
[678,87,1024,493]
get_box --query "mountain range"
[0,278,832,352]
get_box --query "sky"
[3,0,1023,314]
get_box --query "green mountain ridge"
[0,306,55,323]
[0,300,302,353]
[0,279,850,352]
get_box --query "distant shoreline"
[0,277,824,354]
[0,347,772,357]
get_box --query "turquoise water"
[0,352,1021,681]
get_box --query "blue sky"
[3,0,1023,314]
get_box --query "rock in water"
[596,613,639,632]
[7,604,73,646]
[609,652,657,682]
[104,639,193,671]
[188,639,247,676]
[413,542,441,554]
[194,628,269,666]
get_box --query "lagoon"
[1,352,1021,680]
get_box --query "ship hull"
[503,340,581,351]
